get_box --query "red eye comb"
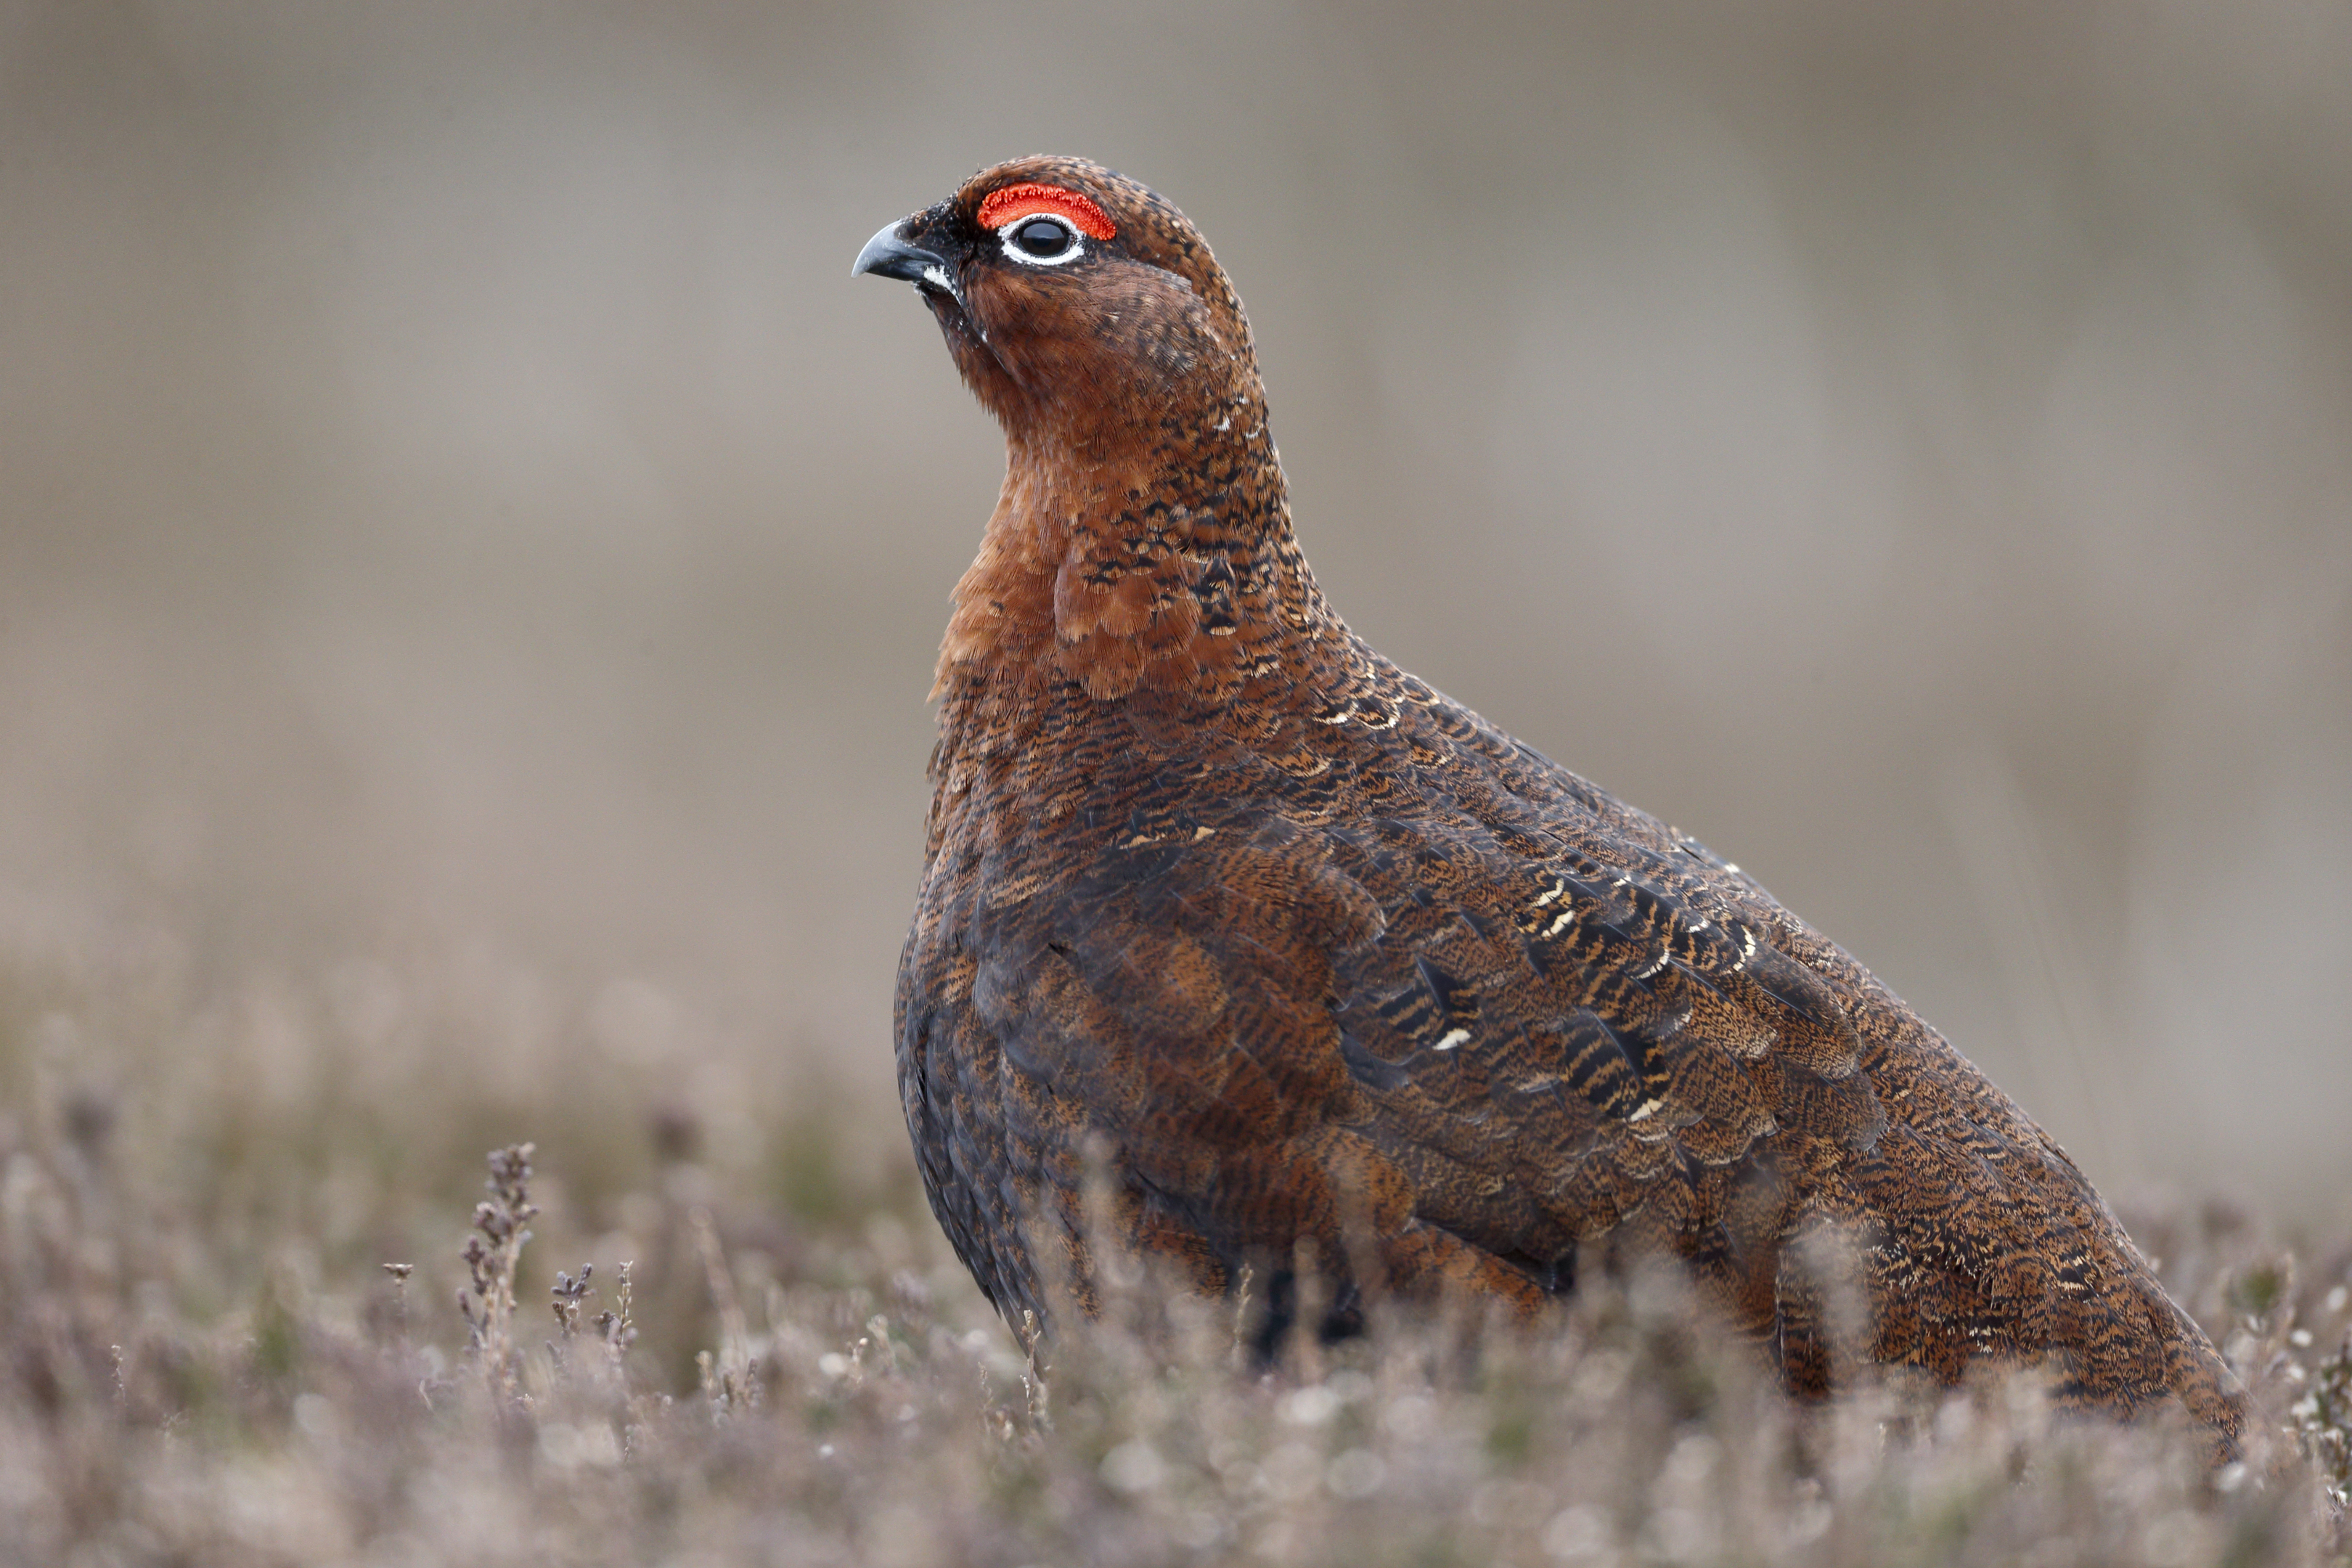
[977,183,1116,241]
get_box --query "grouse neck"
[936,417,1331,703]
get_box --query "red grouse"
[854,155,2240,1439]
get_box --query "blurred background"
[1,0,2346,1296]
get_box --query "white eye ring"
[997,213,1085,267]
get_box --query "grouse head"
[854,155,1263,457]
[856,158,1312,703]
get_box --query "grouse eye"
[977,182,1116,267]
[1005,215,1079,262]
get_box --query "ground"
[1,931,2345,1567]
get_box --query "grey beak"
[854,221,948,283]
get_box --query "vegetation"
[1,942,2346,1567]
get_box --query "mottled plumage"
[854,155,2241,1442]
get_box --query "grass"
[1,939,2348,1567]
